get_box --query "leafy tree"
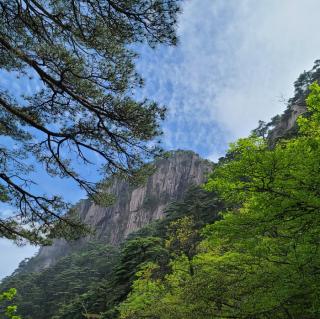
[0,0,182,244]
[0,288,21,319]
[192,83,320,318]
[118,254,198,319]
[119,83,320,319]
[165,217,198,257]
[109,237,169,303]
[165,216,200,277]
[118,262,166,319]
[190,84,320,317]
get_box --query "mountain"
[34,150,213,269]
[0,150,219,319]
[268,60,320,141]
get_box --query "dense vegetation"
[0,186,222,319]
[118,83,320,319]
[0,288,20,319]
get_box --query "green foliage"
[118,84,320,319]
[118,262,166,319]
[1,184,222,319]
[1,243,118,319]
[0,288,21,319]
[165,216,198,260]
[0,0,181,244]
[290,60,320,104]
[49,237,170,319]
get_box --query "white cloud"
[209,0,320,138]
[138,0,320,157]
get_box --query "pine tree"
[0,0,181,244]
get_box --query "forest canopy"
[118,83,320,319]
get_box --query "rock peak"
[35,150,212,268]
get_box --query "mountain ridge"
[34,150,213,269]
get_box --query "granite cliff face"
[268,102,305,141]
[35,150,212,268]
[269,61,320,141]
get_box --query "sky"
[2,0,320,280]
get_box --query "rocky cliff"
[35,150,212,268]
[268,60,320,141]
[268,102,305,141]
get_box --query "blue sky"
[2,0,320,279]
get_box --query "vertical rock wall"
[35,150,212,268]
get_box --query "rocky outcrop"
[268,103,306,141]
[268,60,320,141]
[35,150,212,268]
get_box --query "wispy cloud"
[137,0,320,158]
